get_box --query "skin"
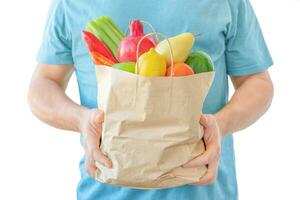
[183,72,274,185]
[28,64,273,185]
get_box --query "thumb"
[200,114,212,128]
[95,110,104,124]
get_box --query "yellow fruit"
[155,32,195,66]
[136,48,167,76]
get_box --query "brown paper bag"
[94,65,215,189]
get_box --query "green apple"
[185,51,214,74]
[112,62,136,73]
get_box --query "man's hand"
[80,109,112,177]
[28,64,113,178]
[181,71,273,185]
[183,114,222,185]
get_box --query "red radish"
[117,20,156,62]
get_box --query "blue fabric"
[37,0,273,199]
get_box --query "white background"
[0,0,299,199]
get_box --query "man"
[28,0,274,199]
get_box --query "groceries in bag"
[118,20,156,62]
[156,32,195,66]
[82,16,214,77]
[166,62,194,76]
[86,16,125,59]
[136,48,167,76]
[185,51,214,73]
[112,62,136,74]
[82,16,216,189]
[82,31,117,66]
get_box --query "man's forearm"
[215,72,274,137]
[28,77,87,132]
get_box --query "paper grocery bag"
[94,65,215,189]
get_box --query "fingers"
[183,114,221,168]
[182,143,220,168]
[92,148,112,168]
[192,158,219,186]
[82,109,111,178]
[95,110,104,124]
[85,152,97,177]
[199,114,214,128]
[94,111,104,135]
[84,147,112,178]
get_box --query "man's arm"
[215,70,274,137]
[28,64,112,177]
[27,64,86,132]
[184,70,274,185]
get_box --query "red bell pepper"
[90,51,116,66]
[82,31,118,63]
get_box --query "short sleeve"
[36,0,74,64]
[225,0,273,76]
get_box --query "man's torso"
[60,0,237,199]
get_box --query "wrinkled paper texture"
[95,66,215,189]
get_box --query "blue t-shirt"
[37,0,273,199]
